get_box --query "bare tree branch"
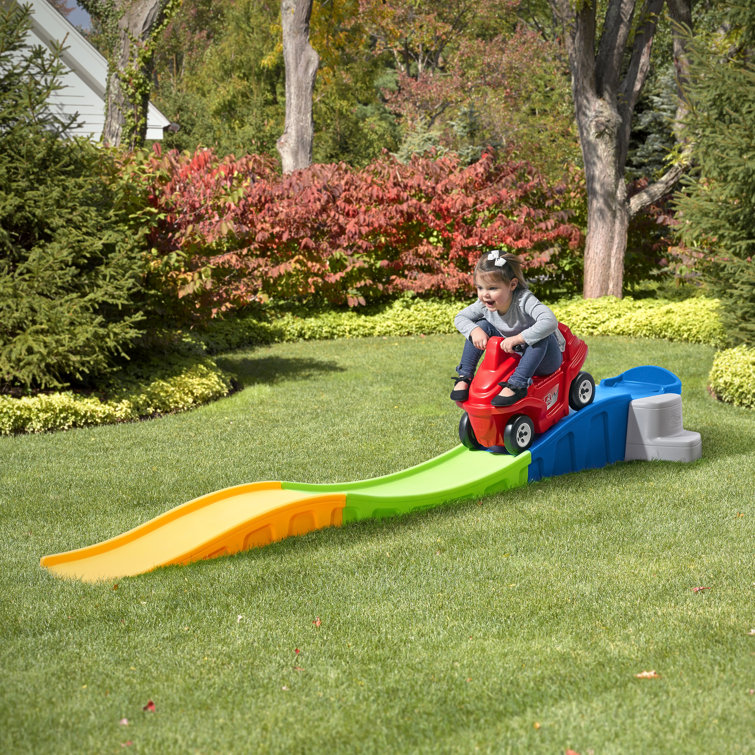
[596,0,636,95]
[571,2,597,94]
[628,159,687,215]
[618,0,664,166]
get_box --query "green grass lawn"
[1,335,753,754]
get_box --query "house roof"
[23,0,170,141]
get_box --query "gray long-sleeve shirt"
[454,289,565,350]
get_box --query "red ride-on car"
[457,323,595,455]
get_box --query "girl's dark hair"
[474,251,528,289]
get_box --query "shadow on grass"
[215,354,345,386]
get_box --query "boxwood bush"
[549,296,727,347]
[197,294,726,353]
[195,295,463,353]
[0,357,233,435]
[4,293,750,434]
[196,294,747,411]
[708,346,755,410]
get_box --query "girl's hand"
[501,334,526,353]
[470,327,489,350]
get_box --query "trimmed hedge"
[198,294,726,354]
[549,296,727,347]
[3,293,750,434]
[708,346,755,410]
[197,294,749,410]
[196,295,464,353]
[0,357,233,435]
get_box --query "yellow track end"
[41,482,345,582]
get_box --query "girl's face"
[476,272,518,314]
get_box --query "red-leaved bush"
[122,146,583,321]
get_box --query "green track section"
[283,445,530,523]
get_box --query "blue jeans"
[456,321,562,388]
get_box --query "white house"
[21,0,170,141]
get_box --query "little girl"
[450,250,565,406]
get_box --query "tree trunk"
[277,0,319,173]
[577,92,630,298]
[79,0,173,148]
[550,0,691,298]
[104,0,172,148]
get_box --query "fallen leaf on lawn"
[692,586,711,593]
[565,750,581,755]
[533,722,541,730]
[119,718,129,726]
[635,670,661,679]
[142,700,156,712]
[313,617,321,627]
[121,742,132,748]
[293,666,304,672]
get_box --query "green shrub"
[5,293,739,434]
[274,298,463,341]
[0,357,233,435]
[0,392,126,434]
[102,357,235,416]
[0,5,146,391]
[550,296,726,347]
[196,296,465,353]
[197,294,726,353]
[195,295,727,354]
[549,296,639,334]
[708,346,755,409]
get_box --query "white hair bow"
[487,250,507,267]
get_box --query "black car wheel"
[459,412,485,450]
[503,414,535,455]
[568,371,595,410]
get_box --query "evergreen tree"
[0,4,146,391]
[675,2,755,345]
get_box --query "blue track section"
[527,366,681,482]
